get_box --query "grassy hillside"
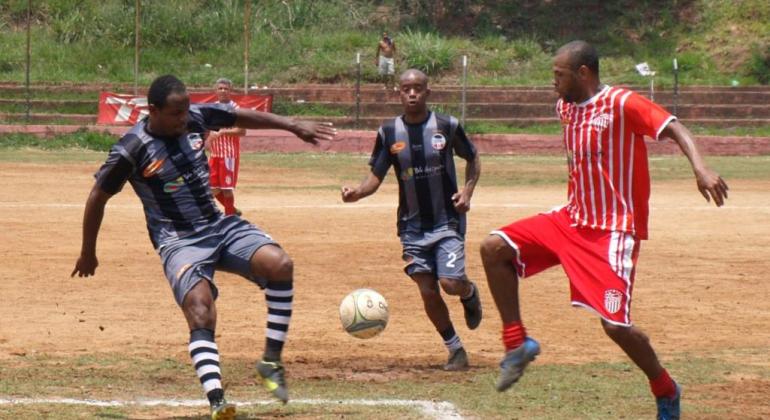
[0,0,768,87]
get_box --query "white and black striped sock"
[264,281,293,361]
[440,325,463,353]
[188,328,224,404]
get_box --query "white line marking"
[0,397,464,419]
[0,202,767,211]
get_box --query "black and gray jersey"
[94,103,237,249]
[369,112,477,235]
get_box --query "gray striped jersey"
[369,112,477,235]
[94,103,236,249]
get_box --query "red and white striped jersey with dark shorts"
[556,85,675,240]
[208,100,241,160]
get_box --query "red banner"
[97,92,273,125]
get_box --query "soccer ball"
[339,288,389,339]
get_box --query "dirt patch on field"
[0,159,769,417]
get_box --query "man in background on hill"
[207,78,245,216]
[342,69,483,371]
[375,31,397,91]
[480,40,728,419]
[72,74,336,419]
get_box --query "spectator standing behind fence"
[207,78,245,216]
[376,31,397,91]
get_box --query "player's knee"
[416,281,441,302]
[438,277,464,295]
[480,235,512,264]
[182,286,216,329]
[269,253,294,281]
[601,320,632,341]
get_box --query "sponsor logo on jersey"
[400,167,414,181]
[604,289,623,314]
[142,159,165,178]
[163,176,185,193]
[431,133,446,150]
[589,113,612,132]
[390,141,406,154]
[188,133,204,151]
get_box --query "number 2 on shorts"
[446,252,457,268]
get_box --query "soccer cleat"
[461,282,483,330]
[443,347,469,371]
[496,337,540,392]
[257,360,289,403]
[210,398,236,420]
[656,382,682,420]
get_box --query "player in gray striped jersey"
[341,69,482,371]
[72,75,335,419]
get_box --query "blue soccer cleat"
[496,337,541,392]
[656,382,682,420]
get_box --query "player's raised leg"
[601,321,681,419]
[480,234,540,391]
[412,273,469,371]
[250,244,294,403]
[182,280,236,420]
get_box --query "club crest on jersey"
[604,289,623,314]
[390,141,406,154]
[431,133,446,151]
[163,176,185,193]
[589,113,612,132]
[142,158,165,178]
[188,133,204,151]
[400,167,414,181]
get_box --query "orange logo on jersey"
[390,141,406,154]
[142,159,165,178]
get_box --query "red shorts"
[492,206,641,326]
[208,156,239,189]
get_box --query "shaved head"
[556,40,599,75]
[400,69,429,86]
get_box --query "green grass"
[0,351,767,419]
[0,130,117,151]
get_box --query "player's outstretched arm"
[71,186,112,278]
[341,172,384,203]
[233,109,336,145]
[661,120,729,206]
[452,153,481,213]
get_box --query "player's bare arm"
[341,172,384,203]
[233,108,336,145]
[218,127,247,136]
[71,186,113,277]
[661,120,729,206]
[452,153,481,213]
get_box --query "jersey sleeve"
[94,136,137,195]
[451,123,477,160]
[190,103,238,131]
[622,91,676,140]
[368,128,391,179]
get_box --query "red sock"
[502,321,526,351]
[649,369,677,399]
[222,194,236,215]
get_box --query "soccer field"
[1,150,769,419]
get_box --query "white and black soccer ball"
[339,288,389,339]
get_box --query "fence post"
[461,55,467,125]
[243,0,250,94]
[355,52,361,128]
[25,0,31,123]
[134,0,141,95]
[673,58,679,115]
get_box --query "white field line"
[0,397,463,419]
[0,201,767,211]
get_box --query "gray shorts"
[158,216,278,306]
[400,229,466,280]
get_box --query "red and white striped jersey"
[556,85,675,240]
[208,100,241,159]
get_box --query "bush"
[746,44,770,84]
[399,29,456,76]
